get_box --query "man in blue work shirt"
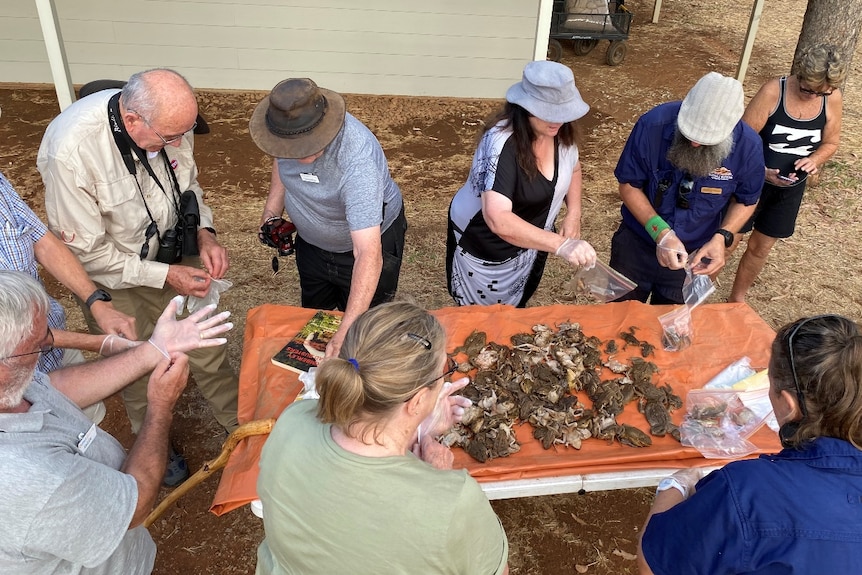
[610,72,765,304]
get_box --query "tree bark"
[792,0,862,84]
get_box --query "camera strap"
[107,93,182,256]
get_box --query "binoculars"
[154,191,201,264]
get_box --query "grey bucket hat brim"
[506,61,589,123]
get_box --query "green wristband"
[645,215,670,241]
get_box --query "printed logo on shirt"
[768,125,822,156]
[709,167,733,181]
[170,159,179,170]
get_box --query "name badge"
[701,187,723,195]
[300,173,320,183]
[77,423,97,454]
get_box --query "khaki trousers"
[80,279,239,434]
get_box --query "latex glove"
[147,295,233,358]
[419,377,472,438]
[99,334,143,357]
[656,230,688,270]
[689,235,726,276]
[668,468,706,497]
[187,277,233,314]
[555,238,597,270]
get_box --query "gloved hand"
[187,277,233,314]
[555,238,597,269]
[656,230,688,270]
[656,468,705,500]
[147,295,233,358]
[420,378,472,438]
[672,468,706,497]
[99,334,142,357]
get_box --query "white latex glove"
[147,295,233,358]
[555,238,597,269]
[672,468,705,495]
[99,335,143,357]
[656,230,688,270]
[187,277,233,314]
[420,378,472,438]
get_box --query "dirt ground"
[2,0,861,573]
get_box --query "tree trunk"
[792,0,862,84]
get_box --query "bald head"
[121,68,198,135]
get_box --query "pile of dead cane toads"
[439,324,683,463]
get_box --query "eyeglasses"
[0,327,54,361]
[676,174,694,209]
[797,79,834,98]
[132,110,196,145]
[420,356,459,388]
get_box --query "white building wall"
[1,0,542,98]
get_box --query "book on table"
[271,311,342,374]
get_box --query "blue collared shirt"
[642,437,862,574]
[0,171,66,372]
[615,101,765,250]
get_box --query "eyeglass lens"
[0,327,53,361]
[798,84,833,97]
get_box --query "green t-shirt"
[256,400,508,575]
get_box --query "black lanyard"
[107,93,182,256]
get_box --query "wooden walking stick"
[144,418,276,528]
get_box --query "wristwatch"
[715,228,734,248]
[85,288,112,308]
[656,477,689,498]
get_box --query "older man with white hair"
[37,68,239,485]
[0,270,232,574]
[609,72,766,304]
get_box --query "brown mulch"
[1,0,861,572]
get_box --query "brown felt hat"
[249,78,346,159]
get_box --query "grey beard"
[666,130,734,178]
[0,363,35,409]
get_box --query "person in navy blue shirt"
[638,314,862,574]
[610,72,765,304]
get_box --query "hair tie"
[348,358,360,372]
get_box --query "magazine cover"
[271,311,342,374]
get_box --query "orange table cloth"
[212,301,781,515]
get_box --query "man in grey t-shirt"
[0,270,232,574]
[250,79,407,358]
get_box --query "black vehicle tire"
[606,40,627,66]
[547,39,563,62]
[573,39,598,56]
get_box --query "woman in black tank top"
[727,43,846,304]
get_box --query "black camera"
[155,226,183,263]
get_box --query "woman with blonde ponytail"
[255,301,509,575]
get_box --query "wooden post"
[652,0,663,24]
[34,0,75,111]
[736,0,766,83]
